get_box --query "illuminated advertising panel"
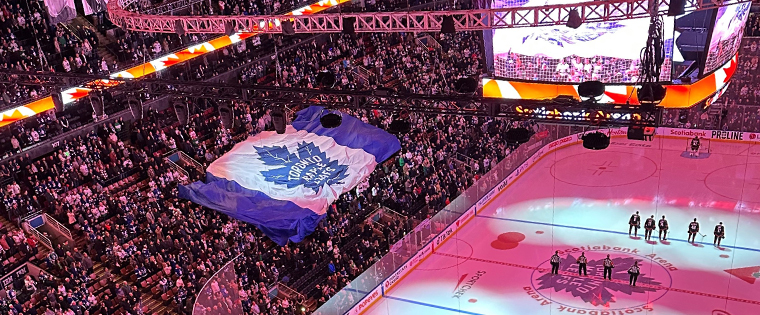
[483,53,737,109]
[703,2,750,75]
[491,0,674,84]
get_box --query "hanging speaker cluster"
[89,91,104,118]
[454,77,478,94]
[441,15,455,33]
[582,132,610,150]
[504,127,532,146]
[52,91,64,112]
[566,9,582,29]
[174,100,189,126]
[128,95,143,120]
[388,109,410,134]
[320,110,342,128]
[271,107,286,134]
[219,102,234,129]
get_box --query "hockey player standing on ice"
[690,136,701,157]
[550,251,561,275]
[714,222,725,247]
[577,252,588,276]
[644,215,656,241]
[688,218,700,243]
[658,215,669,240]
[603,254,614,280]
[629,211,641,237]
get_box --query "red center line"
[435,252,760,306]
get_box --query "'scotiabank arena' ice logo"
[254,142,349,192]
[532,254,666,309]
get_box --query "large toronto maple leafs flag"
[179,106,400,245]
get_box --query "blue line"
[383,295,486,315]
[344,288,486,314]
[477,215,760,253]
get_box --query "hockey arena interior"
[0,0,759,314]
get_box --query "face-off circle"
[530,249,672,311]
[550,152,658,187]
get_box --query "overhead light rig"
[0,70,661,128]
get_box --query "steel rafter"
[0,70,660,127]
[109,0,749,34]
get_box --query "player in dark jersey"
[629,211,641,237]
[688,218,700,243]
[644,215,656,241]
[658,215,669,240]
[690,136,701,157]
[714,222,725,247]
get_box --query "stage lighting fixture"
[51,91,63,112]
[320,110,342,128]
[505,127,532,146]
[219,102,234,129]
[668,0,685,16]
[316,71,335,87]
[441,15,456,33]
[627,124,655,141]
[342,17,356,35]
[281,20,295,35]
[271,107,286,134]
[566,9,582,29]
[578,81,605,102]
[224,21,236,36]
[389,110,411,134]
[89,91,104,118]
[175,20,186,36]
[454,77,478,94]
[637,83,666,110]
[128,95,143,120]
[174,101,189,126]
[582,132,610,150]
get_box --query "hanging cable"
[639,14,665,84]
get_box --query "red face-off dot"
[468,299,477,303]
[491,232,526,250]
[498,232,526,243]
[720,254,730,259]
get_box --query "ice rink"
[363,136,760,315]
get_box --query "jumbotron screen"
[703,2,751,75]
[491,0,675,83]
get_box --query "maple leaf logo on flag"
[254,142,349,193]
[534,254,661,307]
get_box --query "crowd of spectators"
[661,34,760,132]
[0,0,109,106]
[4,2,760,315]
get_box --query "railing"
[164,155,190,179]
[353,66,371,85]
[21,221,53,250]
[43,213,73,241]
[178,150,204,173]
[313,124,576,315]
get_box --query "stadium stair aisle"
[69,17,120,66]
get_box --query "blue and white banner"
[179,107,400,245]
